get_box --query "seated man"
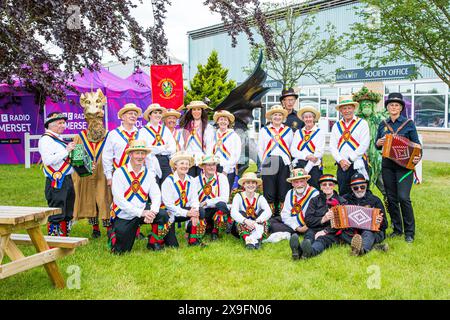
[194,155,230,241]
[230,172,272,250]
[342,173,389,256]
[269,168,319,241]
[162,151,207,247]
[108,140,169,254]
[290,174,347,260]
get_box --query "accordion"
[331,205,382,231]
[69,144,93,177]
[382,134,422,170]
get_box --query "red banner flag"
[150,64,184,110]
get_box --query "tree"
[349,0,450,87]
[184,50,236,110]
[243,1,346,88]
[0,0,275,103]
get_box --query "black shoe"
[254,240,262,250]
[389,232,403,238]
[300,239,313,259]
[225,223,233,234]
[350,234,363,256]
[189,240,207,247]
[147,242,164,251]
[137,232,146,240]
[245,244,255,250]
[211,233,219,241]
[405,236,414,244]
[91,229,101,239]
[289,234,301,260]
[373,243,389,252]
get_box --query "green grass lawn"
[0,156,449,300]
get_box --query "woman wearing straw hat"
[140,103,177,186]
[230,172,272,249]
[258,105,294,216]
[193,154,230,241]
[161,151,207,247]
[268,168,319,242]
[330,96,370,196]
[290,105,325,190]
[208,110,242,193]
[179,100,215,177]
[163,108,185,152]
[108,140,170,253]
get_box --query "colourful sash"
[113,128,139,169]
[186,127,204,151]
[78,130,107,163]
[173,129,182,152]
[240,192,260,219]
[168,175,191,207]
[262,126,292,163]
[336,118,362,152]
[198,174,220,202]
[42,133,72,189]
[297,128,320,153]
[213,130,233,160]
[290,187,316,226]
[143,124,166,146]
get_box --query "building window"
[414,95,446,128]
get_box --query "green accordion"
[69,144,93,177]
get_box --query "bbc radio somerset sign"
[336,64,416,82]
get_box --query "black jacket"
[342,190,388,232]
[305,191,347,233]
[284,112,305,132]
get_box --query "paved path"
[422,147,450,163]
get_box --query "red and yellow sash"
[240,192,260,219]
[336,118,362,152]
[42,133,72,189]
[290,187,316,227]
[172,129,182,152]
[262,126,292,163]
[198,174,220,202]
[186,127,204,151]
[113,128,139,169]
[297,128,320,153]
[168,174,191,207]
[79,130,107,163]
[109,202,122,223]
[143,124,166,146]
[213,130,233,160]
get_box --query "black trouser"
[261,156,290,210]
[45,175,75,224]
[294,159,323,190]
[303,229,338,257]
[382,159,415,237]
[155,154,172,187]
[336,161,369,196]
[111,209,169,254]
[339,230,386,253]
[218,165,236,193]
[188,166,202,178]
[164,207,206,247]
[204,201,230,233]
[269,216,296,234]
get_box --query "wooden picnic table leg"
[0,235,8,264]
[27,227,66,289]
[4,235,26,261]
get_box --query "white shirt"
[330,116,370,163]
[139,123,177,156]
[161,172,199,218]
[258,123,293,166]
[183,123,215,165]
[290,125,325,172]
[207,128,242,174]
[193,172,230,208]
[230,192,272,224]
[38,129,74,176]
[111,163,161,220]
[281,187,319,230]
[170,128,185,151]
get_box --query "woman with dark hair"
[179,101,214,177]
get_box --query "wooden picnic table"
[0,206,88,288]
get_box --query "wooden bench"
[10,234,89,249]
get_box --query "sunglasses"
[352,185,367,191]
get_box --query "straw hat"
[198,154,220,167]
[238,172,262,187]
[125,140,151,154]
[286,168,311,183]
[297,106,320,122]
[169,151,195,169]
[186,100,209,110]
[266,104,288,120]
[213,110,235,124]
[143,103,167,121]
[118,103,142,119]
[162,109,181,119]
[335,96,359,111]
[44,112,68,129]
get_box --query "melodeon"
[69,144,93,177]
[382,134,422,170]
[331,205,382,231]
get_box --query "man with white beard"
[342,173,389,256]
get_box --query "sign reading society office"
[336,64,416,82]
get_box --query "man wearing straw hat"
[330,96,370,196]
[193,154,230,241]
[140,103,177,185]
[38,112,76,236]
[280,87,304,132]
[161,151,207,247]
[163,108,184,152]
[268,168,319,240]
[108,140,169,253]
[230,172,272,250]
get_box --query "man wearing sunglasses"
[342,173,389,256]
